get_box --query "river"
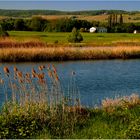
[0,59,140,107]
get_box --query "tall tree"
[119,14,123,24]
[14,19,25,31]
[30,16,45,31]
[108,14,112,28]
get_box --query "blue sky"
[0,1,139,11]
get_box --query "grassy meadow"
[9,31,140,46]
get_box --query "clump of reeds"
[0,64,83,138]
[102,94,140,113]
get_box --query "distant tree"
[14,19,25,31]
[30,17,46,31]
[0,19,14,31]
[0,24,9,37]
[108,14,112,28]
[68,27,83,43]
[119,14,123,24]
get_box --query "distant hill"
[0,9,139,17]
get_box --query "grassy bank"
[0,65,140,139]
[0,32,140,61]
[1,46,140,62]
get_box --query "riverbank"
[0,65,140,139]
[1,46,140,62]
[0,94,140,139]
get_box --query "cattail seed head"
[14,66,18,72]
[3,66,10,74]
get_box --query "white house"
[134,30,137,34]
[89,27,96,33]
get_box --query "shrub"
[0,25,9,37]
[125,117,140,139]
[68,27,83,43]
[54,40,58,44]
[0,113,42,138]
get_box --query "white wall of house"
[89,27,96,33]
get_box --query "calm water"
[1,59,140,107]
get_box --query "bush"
[125,117,140,139]
[68,27,83,43]
[0,114,42,138]
[0,25,9,37]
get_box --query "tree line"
[0,9,138,17]
[0,14,140,33]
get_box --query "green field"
[9,31,140,46]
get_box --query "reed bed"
[1,46,140,62]
[0,37,47,48]
[0,65,85,138]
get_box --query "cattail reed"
[3,66,10,74]
[0,64,81,138]
[14,66,18,72]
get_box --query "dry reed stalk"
[1,64,81,123]
[1,46,140,62]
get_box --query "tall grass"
[0,65,85,138]
[1,46,140,62]
[0,37,46,48]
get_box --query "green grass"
[71,106,140,139]
[9,31,140,46]
[39,94,140,139]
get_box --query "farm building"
[134,30,140,34]
[89,27,107,33]
[97,27,107,33]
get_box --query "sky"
[0,1,139,11]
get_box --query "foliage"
[68,28,83,43]
[0,24,9,37]
[0,64,82,138]
[14,19,26,31]
[0,113,42,138]
[44,18,91,32]
[125,117,140,139]
[0,14,140,32]
[30,16,46,31]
